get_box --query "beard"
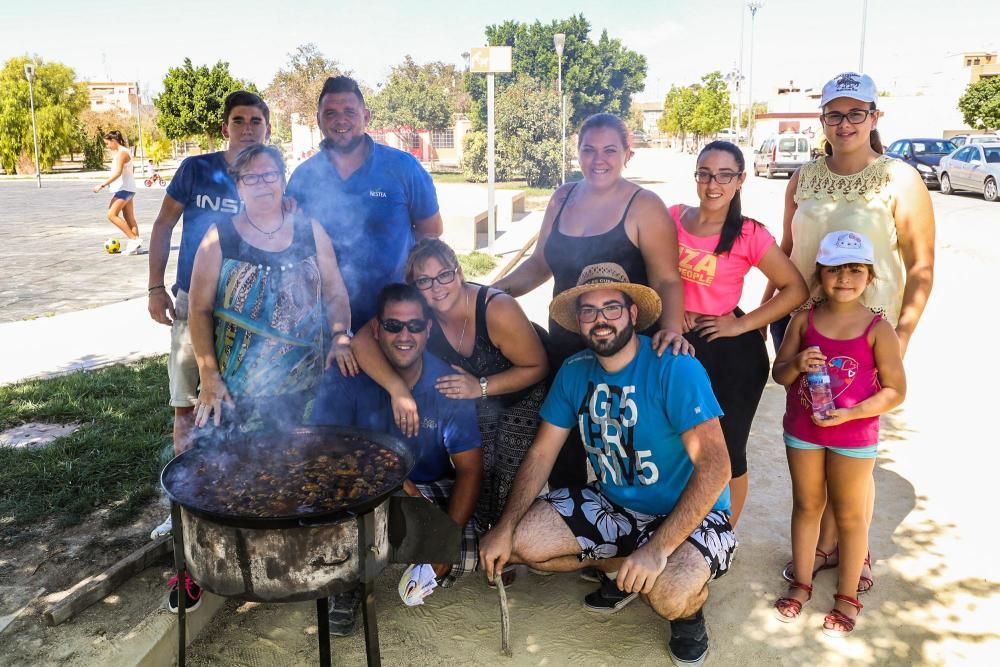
[584,320,634,357]
[321,133,366,154]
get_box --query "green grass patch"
[458,252,497,278]
[0,357,172,527]
[430,172,556,199]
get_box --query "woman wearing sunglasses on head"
[670,140,808,526]
[350,239,548,532]
[187,144,354,430]
[759,72,935,603]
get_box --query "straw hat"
[549,263,662,334]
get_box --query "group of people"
[143,70,934,665]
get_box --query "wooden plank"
[493,231,539,283]
[43,536,172,626]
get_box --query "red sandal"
[823,594,863,637]
[774,581,813,623]
[781,547,835,583]
[857,551,874,595]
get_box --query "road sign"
[469,47,512,74]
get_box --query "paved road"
[0,181,178,323]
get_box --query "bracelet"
[148,285,166,294]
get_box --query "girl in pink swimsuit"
[771,230,906,638]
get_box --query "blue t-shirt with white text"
[540,336,730,516]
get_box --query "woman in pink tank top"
[771,230,906,637]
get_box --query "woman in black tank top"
[493,113,690,487]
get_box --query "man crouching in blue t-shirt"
[312,283,483,637]
[479,263,736,667]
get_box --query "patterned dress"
[213,215,325,428]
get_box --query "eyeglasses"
[379,318,429,334]
[238,170,282,186]
[820,110,872,126]
[576,303,626,323]
[694,171,742,185]
[412,268,458,290]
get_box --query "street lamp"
[746,0,765,146]
[553,32,566,185]
[859,0,869,71]
[724,66,744,135]
[23,62,42,188]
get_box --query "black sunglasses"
[379,318,428,334]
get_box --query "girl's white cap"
[816,230,875,265]
[819,72,878,108]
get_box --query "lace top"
[789,156,904,326]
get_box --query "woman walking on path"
[761,72,934,593]
[492,112,690,488]
[772,230,906,637]
[671,141,808,525]
[92,130,143,255]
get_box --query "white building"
[86,82,138,114]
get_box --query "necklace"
[456,287,470,354]
[243,209,286,239]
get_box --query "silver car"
[938,143,1000,202]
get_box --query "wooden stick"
[495,576,512,657]
[493,231,539,283]
[43,535,172,626]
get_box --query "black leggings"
[684,317,769,478]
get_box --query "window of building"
[409,133,421,150]
[974,58,981,65]
[370,130,387,145]
[431,128,454,149]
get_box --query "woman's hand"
[682,312,699,334]
[692,313,746,342]
[326,337,359,376]
[391,390,420,438]
[194,372,234,427]
[651,329,693,357]
[435,365,482,399]
[794,346,827,374]
[92,184,106,193]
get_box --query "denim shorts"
[783,432,878,459]
[112,190,135,201]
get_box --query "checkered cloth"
[414,478,480,587]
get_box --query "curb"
[103,592,226,666]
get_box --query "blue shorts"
[784,432,878,459]
[112,190,135,202]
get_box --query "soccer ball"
[104,238,121,254]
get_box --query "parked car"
[949,133,1000,148]
[717,128,741,142]
[937,143,1000,202]
[631,129,650,147]
[753,133,812,178]
[885,138,957,188]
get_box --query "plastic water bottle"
[806,365,836,419]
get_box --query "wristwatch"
[332,329,353,342]
[479,376,489,399]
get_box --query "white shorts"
[168,290,199,408]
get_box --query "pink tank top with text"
[783,307,881,447]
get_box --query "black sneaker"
[668,609,709,667]
[166,571,203,613]
[579,566,602,583]
[582,572,638,614]
[328,587,363,637]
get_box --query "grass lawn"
[457,252,497,278]
[0,358,172,528]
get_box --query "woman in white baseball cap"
[760,71,935,597]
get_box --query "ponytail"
[103,130,127,147]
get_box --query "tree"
[659,85,698,143]
[369,56,455,150]
[153,58,256,149]
[467,14,647,131]
[264,44,345,130]
[958,77,1000,131]
[740,102,767,128]
[691,71,731,136]
[0,56,86,174]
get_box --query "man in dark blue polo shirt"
[312,283,482,636]
[287,76,443,330]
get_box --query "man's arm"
[147,195,185,325]
[414,211,442,239]
[446,448,482,527]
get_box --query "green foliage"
[369,55,456,149]
[692,71,731,136]
[958,77,1000,131]
[81,128,105,170]
[467,14,647,131]
[458,252,497,278]
[740,102,767,128]
[659,85,699,138]
[144,136,172,164]
[154,58,256,149]
[0,56,86,174]
[265,43,344,130]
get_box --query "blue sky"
[3,0,998,103]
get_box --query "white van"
[753,133,812,178]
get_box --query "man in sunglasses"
[479,263,735,667]
[312,283,483,636]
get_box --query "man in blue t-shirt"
[312,283,482,636]
[479,263,736,667]
[286,76,442,330]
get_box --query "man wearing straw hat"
[479,263,736,666]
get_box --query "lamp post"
[553,33,566,185]
[23,63,42,188]
[746,0,765,147]
[736,3,747,143]
[725,66,744,135]
[859,0,869,71]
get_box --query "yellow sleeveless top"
[790,155,904,326]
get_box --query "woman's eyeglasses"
[694,171,742,185]
[820,110,872,126]
[412,268,458,290]
[379,318,429,334]
[238,171,282,186]
[577,303,626,323]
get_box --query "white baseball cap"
[816,230,875,266]
[819,72,879,108]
